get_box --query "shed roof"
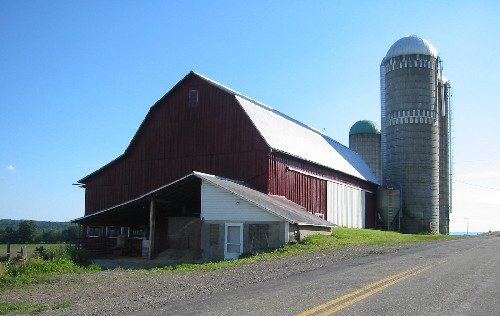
[73,171,333,227]
[196,172,333,227]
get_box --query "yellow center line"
[297,261,443,316]
[316,265,432,316]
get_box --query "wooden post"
[149,199,156,260]
[6,242,10,259]
[20,246,27,261]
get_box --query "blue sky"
[1,1,499,233]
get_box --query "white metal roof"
[385,35,438,59]
[235,96,379,184]
[194,72,379,184]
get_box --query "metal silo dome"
[349,120,381,135]
[385,35,438,59]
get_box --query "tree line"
[0,220,79,244]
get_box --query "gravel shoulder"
[1,242,435,315]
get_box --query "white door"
[224,223,243,260]
[327,181,365,228]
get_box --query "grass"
[0,244,100,289]
[0,244,61,258]
[0,300,72,315]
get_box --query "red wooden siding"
[83,74,269,214]
[268,153,327,214]
[268,152,378,227]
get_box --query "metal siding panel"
[202,182,280,222]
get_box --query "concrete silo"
[380,35,451,234]
[349,120,381,180]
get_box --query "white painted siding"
[326,181,365,228]
[201,181,282,222]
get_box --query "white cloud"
[6,165,15,171]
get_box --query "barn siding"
[268,153,327,215]
[268,152,378,228]
[83,74,269,214]
[81,73,379,229]
[201,181,282,222]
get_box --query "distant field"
[0,244,61,258]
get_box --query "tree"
[40,229,60,243]
[17,220,36,243]
[61,225,79,242]
[4,226,17,243]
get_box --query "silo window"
[189,90,199,107]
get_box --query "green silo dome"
[349,120,381,135]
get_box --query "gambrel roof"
[79,71,379,185]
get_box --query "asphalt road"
[135,235,500,315]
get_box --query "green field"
[0,244,61,258]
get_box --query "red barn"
[74,72,379,261]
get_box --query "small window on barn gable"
[188,90,199,107]
[249,224,269,249]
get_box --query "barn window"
[106,226,120,238]
[87,226,102,237]
[209,224,220,245]
[249,224,269,249]
[189,90,199,107]
[129,226,145,238]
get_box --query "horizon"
[0,217,492,235]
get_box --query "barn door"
[224,223,243,260]
[327,181,365,228]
